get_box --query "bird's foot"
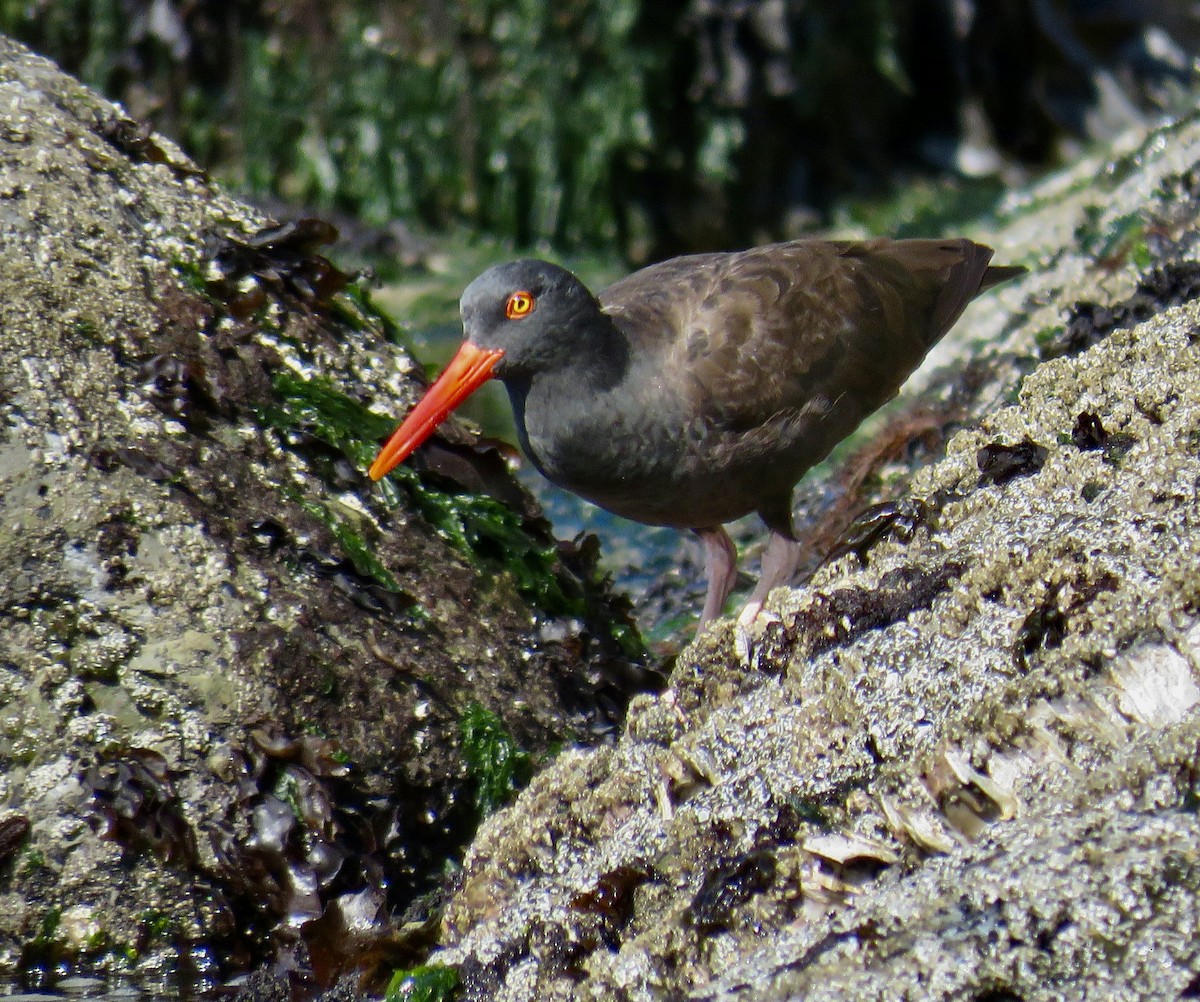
[741,531,800,622]
[736,599,781,631]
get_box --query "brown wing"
[599,238,1002,435]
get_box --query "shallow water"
[0,977,177,1002]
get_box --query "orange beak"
[369,341,505,481]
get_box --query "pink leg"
[737,529,801,628]
[694,526,739,637]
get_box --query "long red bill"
[368,341,505,481]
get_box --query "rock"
[0,35,643,977]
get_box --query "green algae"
[272,772,306,824]
[262,371,589,619]
[16,847,44,877]
[384,963,459,1002]
[29,907,61,952]
[459,702,531,818]
[288,489,403,596]
[171,257,209,294]
[260,371,392,469]
[392,464,586,618]
[1073,205,1151,267]
[330,282,410,346]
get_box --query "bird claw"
[736,601,762,630]
[737,601,781,631]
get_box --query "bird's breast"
[509,374,784,529]
[520,380,675,489]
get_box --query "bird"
[368,238,1023,638]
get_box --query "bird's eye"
[505,290,536,319]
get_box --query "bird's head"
[368,259,599,481]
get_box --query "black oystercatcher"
[369,239,1023,636]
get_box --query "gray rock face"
[429,119,1200,999]
[0,36,635,975]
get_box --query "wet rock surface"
[0,36,646,984]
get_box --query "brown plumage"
[369,238,1024,637]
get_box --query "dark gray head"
[460,259,611,379]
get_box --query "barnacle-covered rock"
[0,34,648,984]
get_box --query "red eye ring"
[505,290,536,319]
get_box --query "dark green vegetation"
[4,2,1190,262]
[459,703,533,817]
[258,373,406,589]
[384,964,460,1002]
[259,369,628,633]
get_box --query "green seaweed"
[32,907,61,948]
[459,702,531,817]
[273,771,305,823]
[787,796,835,830]
[139,910,176,940]
[257,372,413,595]
[68,316,102,346]
[1033,325,1066,351]
[261,370,600,622]
[607,619,644,660]
[17,846,45,876]
[332,282,410,347]
[1074,207,1148,267]
[389,463,585,616]
[1097,211,1148,264]
[384,964,460,1002]
[260,370,394,470]
[171,257,210,295]
[289,489,403,594]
